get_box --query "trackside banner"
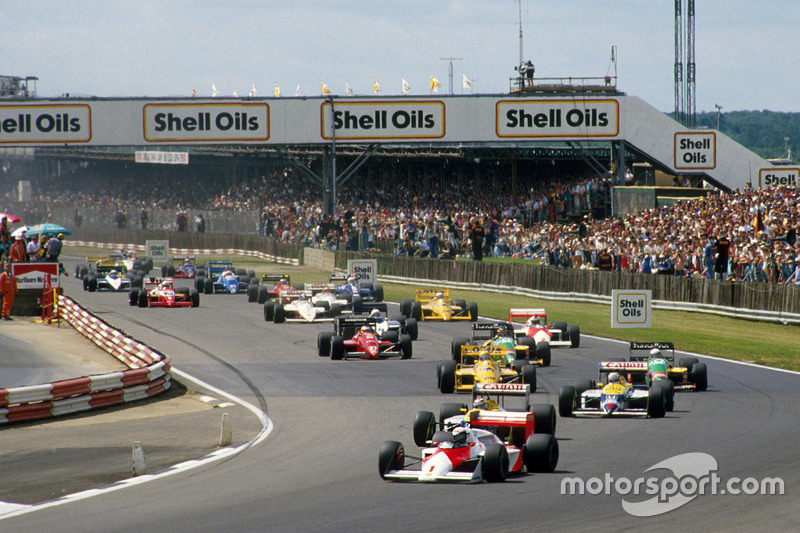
[611,289,651,328]
[12,262,60,289]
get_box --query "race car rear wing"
[629,342,675,362]
[470,321,506,341]
[329,272,359,282]
[335,316,378,335]
[415,288,449,302]
[303,282,335,294]
[508,308,548,323]
[473,383,531,411]
[598,360,648,383]
[469,409,535,438]
[458,345,506,364]
[206,260,234,273]
[352,301,388,315]
[260,274,290,285]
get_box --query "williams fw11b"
[379,402,558,483]
[558,373,668,419]
[317,316,412,360]
[129,277,200,308]
[598,342,708,392]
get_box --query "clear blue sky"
[1,1,797,112]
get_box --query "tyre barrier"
[68,240,300,266]
[0,295,172,424]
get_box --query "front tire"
[318,331,333,357]
[482,444,509,482]
[438,360,456,393]
[558,385,576,417]
[413,411,436,447]
[531,404,556,435]
[378,441,405,479]
[330,336,345,360]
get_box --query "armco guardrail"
[0,296,172,424]
[377,274,800,325]
[69,240,301,265]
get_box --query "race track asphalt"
[1,258,798,532]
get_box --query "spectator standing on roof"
[0,261,17,320]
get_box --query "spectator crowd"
[1,158,798,284]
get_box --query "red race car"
[129,277,199,308]
[318,316,412,360]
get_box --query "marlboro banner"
[12,262,60,289]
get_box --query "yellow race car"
[436,345,537,394]
[400,289,478,322]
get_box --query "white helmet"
[473,396,488,410]
[608,372,621,383]
[436,291,445,299]
[527,314,542,326]
[369,309,381,318]
[650,348,661,357]
[452,426,469,444]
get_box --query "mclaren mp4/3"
[508,308,580,349]
[317,316,412,360]
[379,406,558,483]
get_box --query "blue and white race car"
[328,273,385,306]
[195,260,255,294]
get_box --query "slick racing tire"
[373,285,384,302]
[129,289,140,306]
[204,278,214,295]
[138,290,148,308]
[329,303,342,318]
[190,289,200,308]
[273,303,286,324]
[453,299,467,310]
[329,336,345,360]
[247,285,259,303]
[87,276,98,292]
[264,301,275,321]
[691,362,708,392]
[536,342,551,367]
[653,380,675,411]
[410,302,422,321]
[467,302,478,322]
[257,286,269,304]
[530,404,556,436]
[399,299,413,318]
[567,324,581,348]
[516,336,536,360]
[132,276,143,289]
[195,276,205,291]
[413,411,436,447]
[482,444,509,483]
[647,385,667,418]
[679,357,699,372]
[558,386,576,418]
[439,402,466,424]
[399,334,413,359]
[520,364,537,393]
[552,321,568,333]
[451,337,470,361]
[524,433,559,473]
[438,360,456,394]
[382,330,399,343]
[378,441,404,480]
[317,331,334,357]
[404,317,418,341]
[574,379,595,398]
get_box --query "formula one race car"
[195,261,255,294]
[162,256,198,278]
[248,274,294,303]
[415,383,556,446]
[367,308,419,341]
[317,316,412,360]
[328,273,385,304]
[267,292,343,323]
[597,342,707,408]
[451,321,547,366]
[436,344,537,394]
[400,289,478,322]
[508,308,580,349]
[129,277,200,308]
[558,373,667,418]
[379,405,558,483]
[78,255,134,292]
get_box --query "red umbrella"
[0,213,21,223]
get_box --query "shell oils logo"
[144,103,269,142]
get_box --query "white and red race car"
[508,308,580,349]
[268,291,343,323]
[379,405,558,483]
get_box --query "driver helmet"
[435,291,444,299]
[109,270,118,276]
[347,276,359,287]
[360,325,372,333]
[608,372,621,384]
[369,309,381,318]
[160,280,170,288]
[298,293,307,300]
[452,426,469,445]
[527,314,542,326]
[496,323,512,336]
[473,396,489,410]
[649,348,661,357]
[279,277,288,285]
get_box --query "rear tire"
[330,336,345,360]
[257,286,269,304]
[204,278,213,294]
[691,362,708,391]
[264,301,275,321]
[247,285,259,302]
[399,334,413,359]
[190,289,200,307]
[411,301,422,320]
[439,402,466,423]
[451,337,470,361]
[138,290,148,308]
[399,299,413,317]
[373,285,384,302]
[531,404,556,435]
[647,386,667,418]
[273,304,286,324]
[129,289,139,306]
[680,357,699,372]
[567,324,580,348]
[404,318,418,341]
[467,302,478,321]
[524,433,559,473]
[520,364,537,393]
[536,342,551,367]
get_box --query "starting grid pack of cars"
[77,252,709,484]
